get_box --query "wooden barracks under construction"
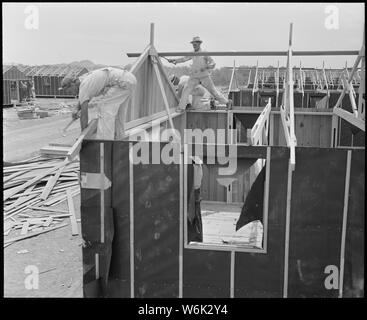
[79,23,364,298]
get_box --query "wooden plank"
[40,164,67,200]
[129,143,135,298]
[283,160,293,297]
[127,50,359,57]
[20,220,30,235]
[4,223,68,245]
[66,189,78,236]
[4,158,69,201]
[152,57,177,133]
[339,151,352,298]
[67,119,98,160]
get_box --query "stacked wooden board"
[3,155,80,247]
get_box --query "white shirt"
[175,48,215,78]
[78,67,137,105]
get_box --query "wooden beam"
[150,22,154,46]
[40,164,67,200]
[228,60,236,96]
[333,107,365,131]
[251,99,271,145]
[4,223,68,246]
[67,119,98,160]
[129,143,135,298]
[130,44,151,75]
[339,150,351,298]
[127,50,359,58]
[283,160,293,297]
[66,189,78,236]
[4,158,69,201]
[151,54,177,134]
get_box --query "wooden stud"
[283,160,293,297]
[127,50,359,58]
[129,143,135,298]
[339,150,352,298]
[262,147,271,253]
[66,189,78,236]
[4,223,68,246]
[100,143,105,243]
[179,150,183,298]
[230,250,235,298]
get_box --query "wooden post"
[150,22,154,46]
[339,150,352,298]
[289,22,293,47]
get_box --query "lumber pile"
[3,155,80,247]
[40,143,72,157]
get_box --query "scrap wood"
[67,119,98,160]
[20,220,30,235]
[42,187,79,206]
[4,158,69,201]
[29,206,69,214]
[10,185,36,209]
[40,163,68,200]
[66,189,79,236]
[4,223,69,246]
[4,192,39,212]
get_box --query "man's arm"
[168,56,192,65]
[80,101,89,131]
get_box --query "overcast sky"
[2,2,365,68]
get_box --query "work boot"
[226,99,233,110]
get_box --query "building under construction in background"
[76,23,364,298]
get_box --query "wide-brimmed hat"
[190,36,202,44]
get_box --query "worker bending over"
[60,67,137,140]
[168,36,232,111]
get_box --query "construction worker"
[168,36,232,111]
[170,74,210,109]
[59,67,137,140]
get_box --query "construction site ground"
[4,98,84,297]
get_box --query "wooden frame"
[127,50,359,58]
[332,34,365,134]
[183,144,271,254]
[250,99,272,146]
[280,23,297,171]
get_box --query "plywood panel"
[343,150,364,297]
[183,249,231,298]
[235,147,289,297]
[133,142,180,298]
[288,148,346,297]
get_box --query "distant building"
[24,65,89,98]
[3,65,32,106]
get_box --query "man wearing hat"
[60,67,136,140]
[168,36,232,111]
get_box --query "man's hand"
[72,109,81,120]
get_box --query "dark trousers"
[188,188,203,242]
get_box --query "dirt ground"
[3,98,86,297]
